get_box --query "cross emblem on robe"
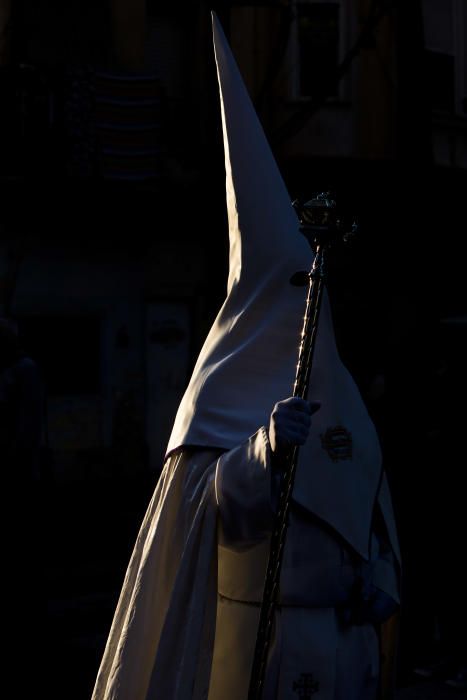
[292,673,320,698]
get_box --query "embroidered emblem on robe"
[292,672,320,697]
[320,425,353,462]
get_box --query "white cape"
[92,450,220,700]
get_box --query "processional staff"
[248,193,357,700]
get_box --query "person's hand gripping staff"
[268,397,321,457]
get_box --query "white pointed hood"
[166,14,392,560]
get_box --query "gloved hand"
[268,397,321,456]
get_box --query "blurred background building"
[0,1,466,698]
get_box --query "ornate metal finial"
[292,193,357,249]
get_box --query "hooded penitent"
[91,14,400,700]
[167,14,397,561]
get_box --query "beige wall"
[229,1,399,161]
[355,0,397,159]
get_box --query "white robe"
[91,449,218,700]
[91,428,400,700]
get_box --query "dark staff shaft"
[248,245,326,700]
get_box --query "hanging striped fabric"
[94,71,164,181]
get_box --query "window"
[422,0,466,115]
[425,50,455,113]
